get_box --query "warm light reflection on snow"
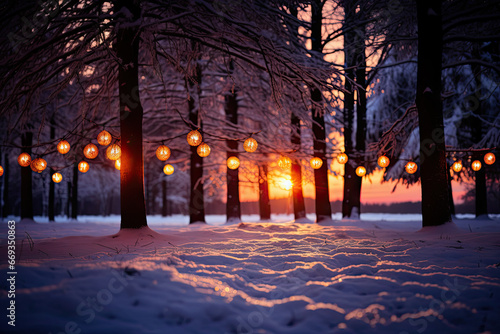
[2,219,500,333]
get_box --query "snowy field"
[1,214,500,334]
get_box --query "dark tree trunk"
[342,0,366,219]
[162,178,168,217]
[291,114,306,219]
[188,54,205,224]
[471,52,488,217]
[145,167,151,214]
[289,7,306,221]
[2,153,9,218]
[474,155,488,216]
[416,0,452,226]
[71,163,78,219]
[311,0,331,222]
[66,181,71,218]
[48,171,55,221]
[151,183,157,215]
[353,27,367,218]
[116,0,147,229]
[225,61,241,223]
[0,152,3,219]
[20,132,33,220]
[48,116,55,222]
[342,1,356,218]
[447,164,455,215]
[259,164,271,220]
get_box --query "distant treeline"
[6,193,498,218]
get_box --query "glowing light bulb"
[243,138,258,153]
[405,161,418,174]
[355,166,366,177]
[337,153,348,164]
[377,155,390,168]
[310,157,323,169]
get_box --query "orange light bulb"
[78,161,90,173]
[405,161,418,174]
[310,157,323,169]
[243,138,258,153]
[156,145,171,161]
[57,140,70,154]
[52,172,63,183]
[227,156,240,170]
[355,166,366,177]
[337,153,348,164]
[187,130,202,146]
[163,164,174,175]
[377,156,390,168]
[83,143,99,159]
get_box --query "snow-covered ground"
[1,215,500,334]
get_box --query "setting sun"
[277,179,293,191]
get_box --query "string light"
[115,159,121,170]
[471,160,482,171]
[57,140,70,154]
[52,172,63,183]
[0,165,4,177]
[452,161,463,173]
[97,130,112,146]
[163,164,174,175]
[83,143,99,159]
[31,158,47,173]
[243,138,258,153]
[156,145,171,161]
[355,166,366,177]
[278,156,292,169]
[106,144,121,160]
[484,152,495,165]
[377,156,390,168]
[187,130,202,146]
[337,153,348,164]
[405,161,418,174]
[310,157,323,169]
[78,161,89,173]
[227,156,240,170]
[197,143,211,157]
[18,153,32,167]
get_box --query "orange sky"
[239,164,469,205]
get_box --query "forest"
[0,0,499,228]
[0,1,500,332]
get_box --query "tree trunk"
[474,155,488,216]
[2,153,9,218]
[353,23,367,218]
[48,116,55,222]
[21,132,34,220]
[288,6,306,220]
[116,0,148,229]
[311,0,331,222]
[145,166,151,214]
[71,163,78,219]
[342,1,356,218]
[225,61,241,223]
[188,54,206,224]
[151,183,157,215]
[66,180,71,218]
[162,178,167,217]
[471,51,488,217]
[291,114,306,219]
[0,151,3,219]
[342,0,366,219]
[447,164,455,216]
[416,0,452,226]
[259,164,271,220]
